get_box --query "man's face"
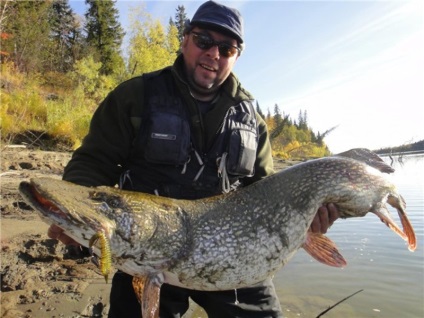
[181,27,240,100]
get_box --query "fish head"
[19,178,117,247]
[373,193,416,252]
[331,172,416,252]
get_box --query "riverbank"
[0,148,111,318]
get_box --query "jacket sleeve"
[243,112,275,186]
[62,77,144,187]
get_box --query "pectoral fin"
[132,274,162,318]
[302,232,347,267]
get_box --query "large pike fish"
[19,149,416,317]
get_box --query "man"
[48,1,339,317]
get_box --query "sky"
[70,0,424,154]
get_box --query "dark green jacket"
[63,55,274,188]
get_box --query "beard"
[186,67,222,100]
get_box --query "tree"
[264,108,274,130]
[0,0,16,61]
[2,1,51,72]
[266,108,271,120]
[173,5,187,45]
[255,101,265,119]
[270,111,289,140]
[85,0,124,75]
[0,0,13,36]
[48,0,78,72]
[273,104,282,126]
[1,0,87,74]
[127,7,179,75]
[167,20,180,55]
[316,125,338,146]
[67,11,87,67]
[297,109,308,130]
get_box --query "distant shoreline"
[378,150,424,157]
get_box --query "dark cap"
[189,1,244,43]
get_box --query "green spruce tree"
[174,5,187,44]
[85,0,124,75]
[48,0,78,72]
[255,101,265,119]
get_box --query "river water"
[274,154,424,318]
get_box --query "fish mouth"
[373,194,416,252]
[20,180,112,238]
[19,181,70,222]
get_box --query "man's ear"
[181,35,189,53]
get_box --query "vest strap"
[217,152,231,193]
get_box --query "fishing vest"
[120,69,258,200]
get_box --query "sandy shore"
[1,148,113,318]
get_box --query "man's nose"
[206,44,220,59]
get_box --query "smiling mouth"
[200,64,216,72]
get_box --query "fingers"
[310,206,328,234]
[47,224,63,239]
[310,203,340,234]
[47,224,79,246]
[327,203,340,225]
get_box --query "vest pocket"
[227,128,256,176]
[144,111,190,165]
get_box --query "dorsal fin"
[335,148,395,174]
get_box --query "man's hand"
[48,224,92,258]
[310,203,339,234]
[48,224,79,246]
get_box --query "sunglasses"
[191,31,240,58]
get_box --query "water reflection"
[275,154,424,318]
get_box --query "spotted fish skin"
[19,151,416,291]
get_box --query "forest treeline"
[1,0,331,159]
[375,140,424,155]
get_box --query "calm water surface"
[274,154,424,318]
